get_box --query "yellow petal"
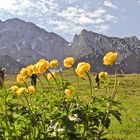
[50,59,58,68]
[47,72,56,81]
[16,74,25,83]
[75,62,90,77]
[103,52,118,65]
[64,89,73,96]
[16,87,26,95]
[27,86,36,94]
[10,85,19,92]
[63,57,74,68]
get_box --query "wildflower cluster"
[0,51,121,139]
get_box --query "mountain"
[71,29,140,73]
[0,18,140,74]
[0,18,71,72]
[0,55,24,74]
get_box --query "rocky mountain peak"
[5,18,25,23]
[0,19,140,74]
[0,18,70,74]
[71,29,140,73]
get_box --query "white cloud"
[64,0,76,4]
[44,5,118,38]
[58,7,107,25]
[105,14,118,23]
[0,0,58,16]
[0,0,33,12]
[137,0,140,5]
[0,0,17,10]
[104,0,118,9]
[91,8,106,18]
[94,24,110,33]
[0,0,119,40]
[79,16,94,24]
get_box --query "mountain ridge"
[0,18,140,74]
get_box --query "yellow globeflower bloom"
[26,65,33,76]
[16,74,25,83]
[37,59,49,74]
[50,59,58,68]
[16,87,26,95]
[37,62,47,73]
[20,68,27,78]
[103,52,118,65]
[99,72,108,81]
[75,62,90,77]
[47,72,56,81]
[39,58,47,63]
[32,64,39,74]
[64,89,74,96]
[63,57,74,68]
[10,85,19,92]
[39,59,49,68]
[27,85,36,94]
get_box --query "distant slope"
[0,18,140,74]
[0,18,71,68]
[0,55,24,74]
[71,29,140,73]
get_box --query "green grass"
[107,74,140,140]
[3,72,140,139]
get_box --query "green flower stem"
[47,70,60,91]
[37,75,44,91]
[57,66,64,85]
[86,72,93,99]
[43,73,53,109]
[4,90,9,113]
[99,70,119,138]
[42,110,46,133]
[19,95,25,105]
[42,73,52,92]
[0,91,4,112]
[47,70,64,100]
[82,104,90,139]
[0,102,3,112]
[23,92,30,108]
[23,81,28,88]
[72,67,79,93]
[23,81,32,107]
[76,74,79,93]
[108,70,119,110]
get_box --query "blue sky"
[0,0,139,41]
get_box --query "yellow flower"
[32,64,39,74]
[103,52,118,65]
[63,57,74,68]
[64,89,74,96]
[27,85,36,94]
[47,72,56,81]
[75,62,90,77]
[50,59,58,68]
[16,74,25,83]
[99,72,108,81]
[20,68,27,78]
[10,85,19,92]
[26,65,33,76]
[16,87,26,95]
[37,59,49,74]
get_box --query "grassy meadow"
[2,71,140,140]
